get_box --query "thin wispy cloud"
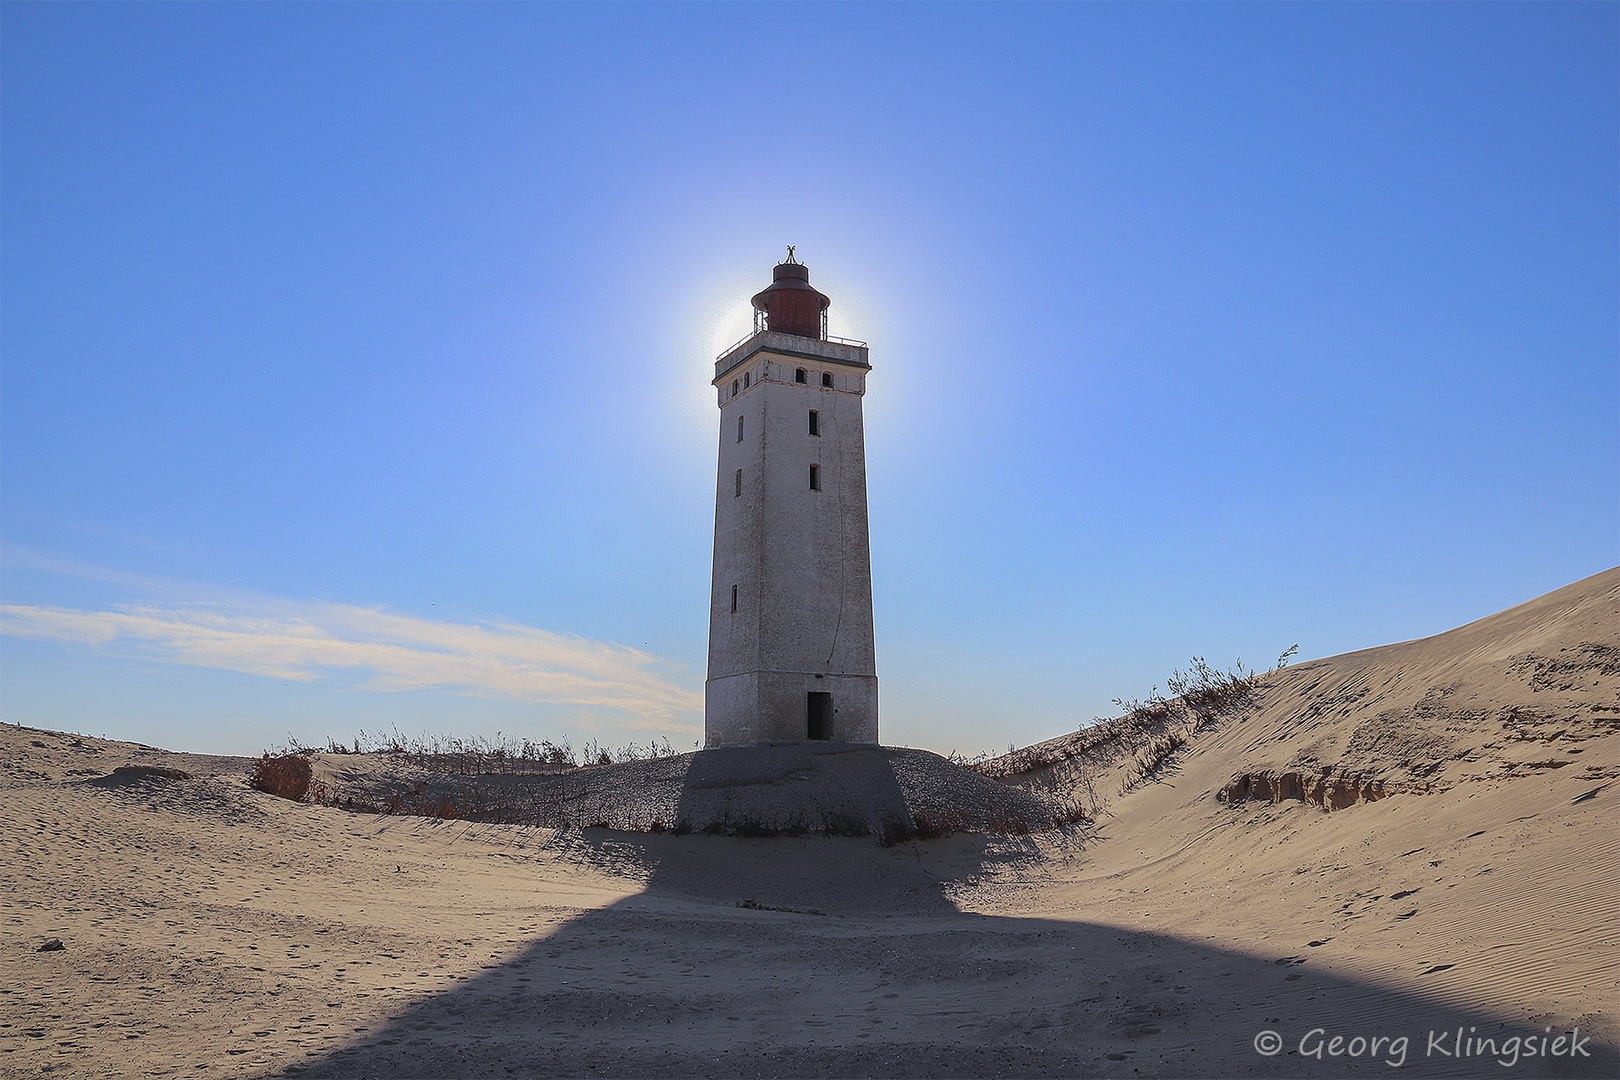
[0,600,702,730]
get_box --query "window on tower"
[731,379,739,397]
[809,464,821,491]
[808,410,820,436]
[822,372,833,388]
[743,371,751,388]
[737,415,744,442]
[730,584,738,613]
[795,368,807,384]
[734,468,742,497]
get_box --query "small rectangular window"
[808,410,820,436]
[736,414,744,442]
[809,464,821,491]
[730,584,738,613]
[734,468,742,497]
[795,368,807,384]
[822,372,834,388]
[743,371,751,388]
[731,379,739,397]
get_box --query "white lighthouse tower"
[705,252,877,747]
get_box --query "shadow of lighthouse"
[267,753,1615,1079]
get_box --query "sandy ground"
[2,569,1616,1078]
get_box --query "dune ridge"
[987,568,1618,808]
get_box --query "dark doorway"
[806,692,833,741]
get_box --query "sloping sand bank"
[2,570,1615,1078]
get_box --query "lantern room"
[750,253,829,340]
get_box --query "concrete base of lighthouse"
[704,672,877,748]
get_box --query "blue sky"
[3,2,1615,758]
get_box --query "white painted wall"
[705,332,878,746]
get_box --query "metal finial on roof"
[783,245,798,264]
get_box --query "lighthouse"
[705,252,878,747]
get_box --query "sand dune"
[2,569,1615,1077]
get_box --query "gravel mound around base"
[670,744,1059,837]
[311,744,1061,839]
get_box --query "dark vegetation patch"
[106,764,193,782]
[249,753,313,801]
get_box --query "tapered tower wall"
[706,323,877,747]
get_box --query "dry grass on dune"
[976,652,1283,818]
[987,568,1619,819]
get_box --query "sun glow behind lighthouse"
[706,300,756,362]
[691,255,882,445]
[701,260,874,361]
